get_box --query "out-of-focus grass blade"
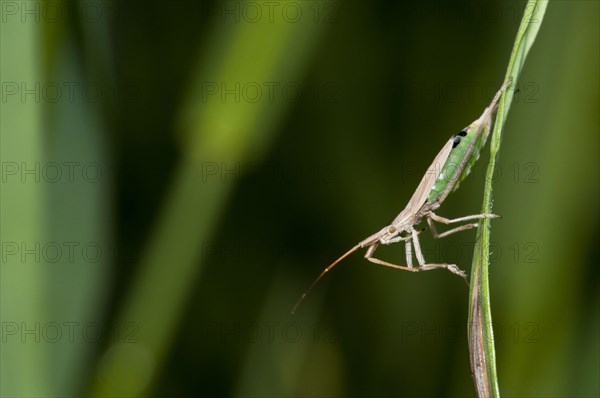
[468,1,548,397]
[0,13,48,398]
[43,46,112,396]
[88,2,323,396]
[1,12,112,397]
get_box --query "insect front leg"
[382,234,412,244]
[364,238,413,268]
[364,240,417,272]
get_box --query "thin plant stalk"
[468,1,548,397]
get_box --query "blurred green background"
[1,1,598,397]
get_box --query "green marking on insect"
[291,79,513,314]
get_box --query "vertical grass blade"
[468,1,548,397]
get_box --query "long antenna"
[291,244,362,314]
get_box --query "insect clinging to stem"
[291,78,513,314]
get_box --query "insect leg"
[405,239,414,268]
[411,227,467,279]
[364,242,378,258]
[365,255,422,273]
[384,234,412,244]
[364,240,416,271]
[364,231,463,276]
[427,217,479,239]
[370,232,415,267]
[411,227,426,265]
[365,253,465,276]
[429,212,500,224]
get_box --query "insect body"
[292,79,512,314]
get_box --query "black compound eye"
[452,135,462,148]
[458,130,467,136]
